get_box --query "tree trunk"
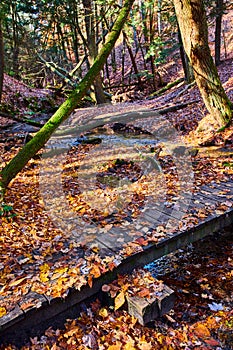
[177,25,194,84]
[0,0,135,191]
[215,0,224,66]
[123,31,142,88]
[173,0,232,129]
[0,19,4,104]
[11,3,19,78]
[157,0,162,35]
[83,0,106,104]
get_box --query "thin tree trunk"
[121,35,126,88]
[11,3,19,78]
[173,0,232,129]
[157,0,162,35]
[177,25,194,83]
[83,0,106,104]
[215,0,224,66]
[0,0,135,190]
[123,31,142,88]
[0,19,4,104]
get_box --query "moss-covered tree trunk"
[0,0,135,191]
[173,0,232,128]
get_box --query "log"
[153,99,199,115]
[0,112,43,128]
[54,99,200,138]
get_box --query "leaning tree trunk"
[0,19,4,103]
[0,0,135,191]
[173,0,232,129]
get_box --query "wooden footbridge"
[1,177,233,346]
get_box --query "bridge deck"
[1,179,233,345]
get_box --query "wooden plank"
[190,193,219,206]
[199,187,233,200]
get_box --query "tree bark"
[0,0,135,190]
[173,0,232,129]
[0,18,4,103]
[215,0,224,66]
[177,25,194,84]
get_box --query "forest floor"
[0,33,233,349]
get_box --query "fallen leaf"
[9,277,27,287]
[90,265,101,278]
[0,307,7,317]
[20,302,36,311]
[137,288,150,298]
[208,302,224,311]
[114,291,125,310]
[135,237,148,246]
[124,342,136,350]
[99,308,108,318]
[88,275,93,288]
[193,323,211,338]
[204,338,220,346]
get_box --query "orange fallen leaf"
[90,265,101,278]
[137,288,150,298]
[193,323,211,338]
[135,237,148,246]
[108,261,116,271]
[20,302,36,311]
[88,275,93,288]
[205,338,220,346]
